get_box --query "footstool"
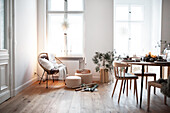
[75,69,92,84]
[65,76,81,88]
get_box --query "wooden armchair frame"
[38,53,66,88]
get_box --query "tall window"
[0,0,5,49]
[114,0,162,75]
[114,0,162,56]
[47,0,84,57]
[115,4,145,56]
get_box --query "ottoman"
[65,76,81,88]
[75,69,92,84]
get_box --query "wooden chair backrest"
[113,62,130,78]
[130,56,141,60]
[130,56,149,73]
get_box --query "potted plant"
[92,51,114,83]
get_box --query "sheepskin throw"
[156,76,170,97]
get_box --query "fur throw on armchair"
[156,76,170,97]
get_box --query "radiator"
[62,60,79,76]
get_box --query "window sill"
[57,56,84,60]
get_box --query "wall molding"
[0,90,10,104]
[14,77,37,95]
[0,50,9,66]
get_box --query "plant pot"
[100,68,109,83]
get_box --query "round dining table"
[121,61,170,108]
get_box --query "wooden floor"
[0,79,169,113]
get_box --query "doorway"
[0,0,15,104]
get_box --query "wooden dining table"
[121,61,170,108]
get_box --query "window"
[114,0,162,75]
[0,0,5,49]
[114,4,145,56]
[114,0,162,56]
[47,0,84,57]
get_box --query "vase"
[100,68,109,83]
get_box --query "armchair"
[38,53,67,88]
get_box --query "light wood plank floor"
[0,79,169,113]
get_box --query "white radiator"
[62,60,80,76]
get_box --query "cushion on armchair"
[39,58,54,70]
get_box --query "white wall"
[37,0,46,54]
[84,0,113,80]
[15,0,37,94]
[36,0,170,81]
[161,0,170,48]
[161,0,170,79]
[37,0,46,77]
[37,0,113,80]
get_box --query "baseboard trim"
[14,77,37,95]
[14,76,99,95]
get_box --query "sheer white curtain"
[114,0,162,75]
[114,0,162,56]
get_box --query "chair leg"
[112,79,118,97]
[126,80,128,97]
[118,80,124,104]
[46,74,48,89]
[39,71,45,84]
[134,80,135,95]
[164,96,167,105]
[52,74,54,83]
[145,76,148,89]
[130,80,132,90]
[154,75,156,94]
[123,80,126,94]
[135,79,138,104]
[147,84,151,111]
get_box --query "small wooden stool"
[147,81,167,111]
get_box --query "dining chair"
[147,81,167,111]
[130,57,156,94]
[111,62,138,104]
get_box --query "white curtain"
[114,0,162,56]
[114,0,162,76]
